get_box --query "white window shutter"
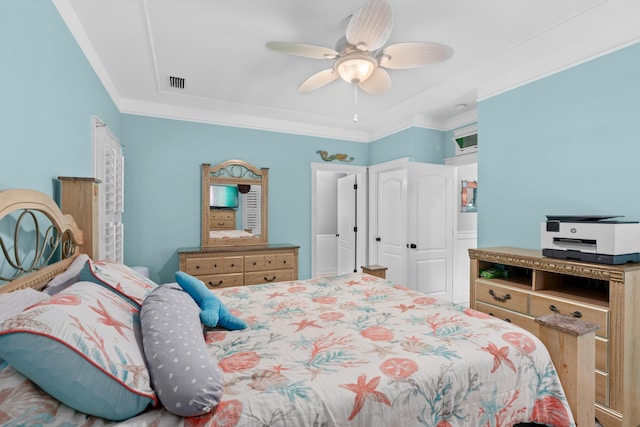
[243,185,261,235]
[93,117,124,262]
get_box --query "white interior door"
[311,163,367,279]
[337,175,357,274]
[369,159,408,285]
[406,163,454,299]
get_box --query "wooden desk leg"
[536,314,599,427]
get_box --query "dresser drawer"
[530,294,608,338]
[210,210,235,220]
[244,255,266,271]
[210,220,234,230]
[263,255,277,270]
[475,280,529,314]
[219,256,243,273]
[246,254,281,271]
[276,253,295,269]
[184,257,216,275]
[244,269,295,286]
[210,210,235,230]
[475,301,539,333]
[200,273,243,289]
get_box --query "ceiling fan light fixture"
[335,54,377,84]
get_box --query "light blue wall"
[369,127,447,165]
[478,42,640,249]
[0,0,460,286]
[0,0,120,194]
[120,115,369,283]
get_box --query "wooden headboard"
[0,189,83,294]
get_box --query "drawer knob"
[208,281,223,287]
[217,222,225,226]
[549,304,582,318]
[264,276,276,282]
[196,265,200,269]
[488,289,511,302]
[253,262,257,265]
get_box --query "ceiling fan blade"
[266,42,338,59]
[346,0,393,52]
[357,68,391,95]
[298,69,339,93]
[379,42,454,69]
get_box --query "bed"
[0,188,575,426]
[209,229,259,240]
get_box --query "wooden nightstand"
[361,265,388,279]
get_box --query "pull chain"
[353,84,358,123]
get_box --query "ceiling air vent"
[169,76,185,89]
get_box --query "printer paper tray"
[542,248,640,265]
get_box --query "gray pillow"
[43,254,89,295]
[140,283,223,417]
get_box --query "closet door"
[369,159,408,285]
[406,163,454,299]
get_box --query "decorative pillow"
[0,287,50,324]
[43,253,90,295]
[141,283,223,417]
[0,281,156,421]
[79,258,158,308]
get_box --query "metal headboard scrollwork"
[0,189,83,289]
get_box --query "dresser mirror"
[201,160,269,247]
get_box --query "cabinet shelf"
[482,276,532,289]
[536,287,609,307]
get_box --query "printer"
[541,215,640,264]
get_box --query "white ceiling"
[54,0,640,142]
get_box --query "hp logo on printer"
[570,228,577,233]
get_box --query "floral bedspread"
[208,230,256,239]
[0,273,574,426]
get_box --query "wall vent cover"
[169,76,185,89]
[453,124,478,156]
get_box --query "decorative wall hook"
[317,150,354,162]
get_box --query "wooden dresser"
[469,247,640,427]
[209,209,235,231]
[179,244,299,289]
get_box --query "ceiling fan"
[266,0,454,95]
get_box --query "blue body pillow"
[175,271,247,330]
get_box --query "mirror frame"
[201,160,269,247]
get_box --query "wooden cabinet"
[469,247,640,427]
[179,244,299,289]
[58,176,124,262]
[57,177,101,260]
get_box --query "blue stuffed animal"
[175,271,247,330]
